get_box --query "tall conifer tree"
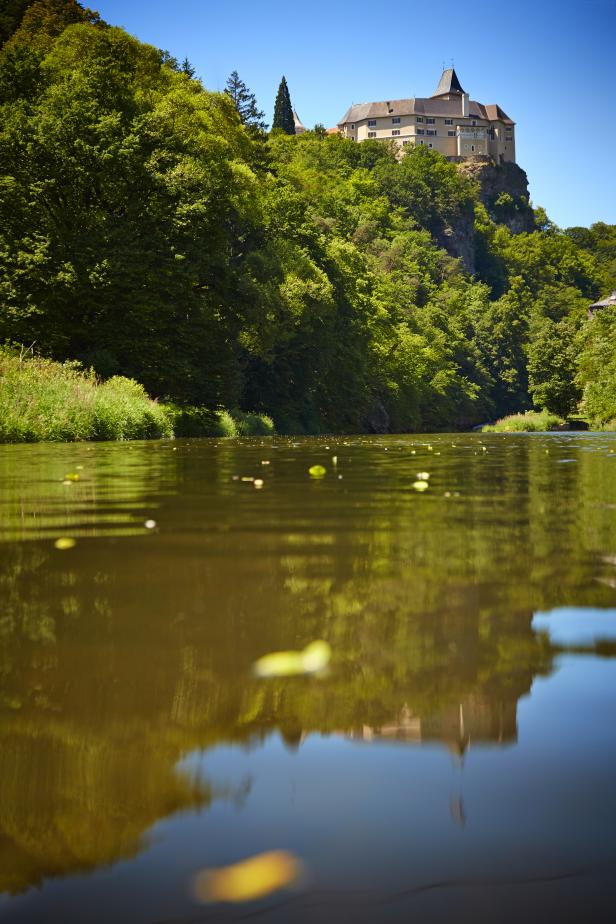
[225,70,267,133]
[272,75,295,134]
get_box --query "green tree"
[272,75,295,134]
[180,56,195,78]
[224,69,267,133]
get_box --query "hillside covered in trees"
[1,0,616,435]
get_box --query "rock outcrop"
[458,159,536,234]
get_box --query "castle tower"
[293,109,306,134]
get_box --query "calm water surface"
[1,433,616,922]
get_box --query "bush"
[231,410,275,436]
[165,404,236,437]
[0,348,172,442]
[482,410,565,433]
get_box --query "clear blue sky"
[94,0,615,229]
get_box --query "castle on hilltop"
[337,67,516,164]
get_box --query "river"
[0,433,615,922]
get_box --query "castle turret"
[431,66,465,99]
[293,109,306,134]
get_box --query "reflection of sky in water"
[6,649,616,924]
[533,607,616,645]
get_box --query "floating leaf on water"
[144,519,157,529]
[63,473,80,482]
[241,476,254,483]
[194,850,302,903]
[332,456,338,465]
[253,639,331,678]
[301,640,331,673]
[308,465,326,478]
[416,472,430,481]
[253,479,264,489]
[54,537,76,550]
[254,650,305,677]
[261,460,270,465]
[412,481,429,492]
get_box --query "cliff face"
[458,160,536,234]
[439,159,535,273]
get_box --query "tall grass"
[482,410,565,433]
[0,348,172,442]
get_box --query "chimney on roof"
[462,92,469,118]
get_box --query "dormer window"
[472,120,476,126]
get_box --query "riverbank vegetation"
[482,410,565,433]
[0,348,172,442]
[0,348,275,442]
[1,0,616,438]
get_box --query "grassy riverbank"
[482,410,566,432]
[0,349,274,443]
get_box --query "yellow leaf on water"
[308,465,326,478]
[300,640,332,673]
[194,850,302,903]
[412,481,429,492]
[253,639,331,678]
[416,472,430,481]
[62,473,80,482]
[54,537,76,550]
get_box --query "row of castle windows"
[365,117,478,127]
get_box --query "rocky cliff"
[438,159,535,273]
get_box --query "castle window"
[445,119,453,125]
[403,140,409,145]
[426,117,435,124]
[351,124,355,129]
[392,129,400,136]
[416,116,423,122]
[471,144,475,152]
[416,128,425,135]
[368,119,376,127]
[427,129,437,136]
[472,120,476,126]
[392,117,400,124]
[448,130,456,136]
[368,131,376,138]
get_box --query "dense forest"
[1,0,616,434]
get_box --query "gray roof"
[293,109,306,131]
[431,67,465,97]
[590,291,616,310]
[338,96,514,126]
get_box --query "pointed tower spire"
[292,109,306,134]
[431,67,465,98]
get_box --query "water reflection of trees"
[1,434,616,893]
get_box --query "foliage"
[225,69,267,133]
[0,2,615,436]
[0,347,172,441]
[577,305,616,428]
[482,409,565,432]
[272,74,294,134]
[565,222,616,292]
